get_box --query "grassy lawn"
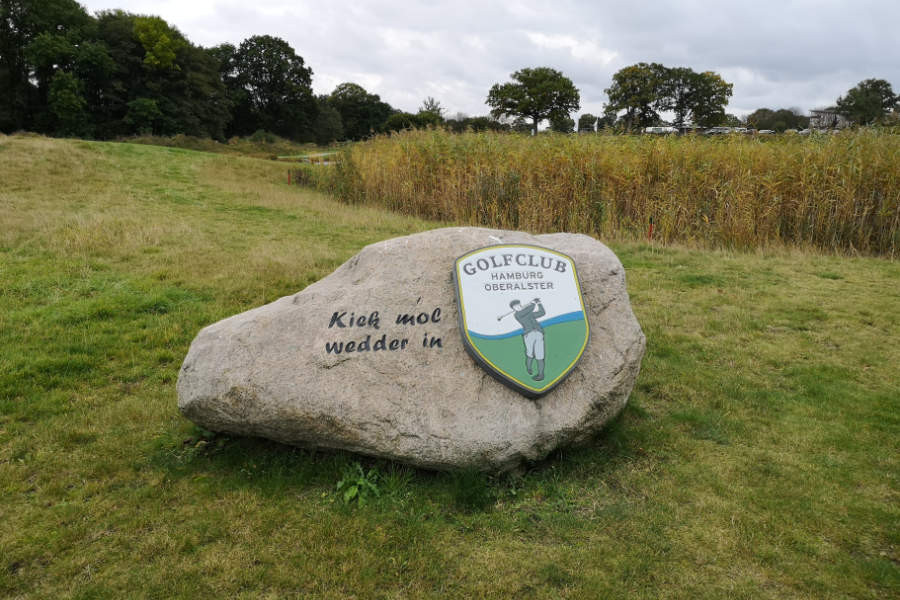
[1,134,898,598]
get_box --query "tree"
[415,97,444,128]
[1,0,92,132]
[835,78,898,125]
[383,111,419,132]
[328,82,394,140]
[596,112,617,130]
[89,10,147,137]
[746,107,809,132]
[745,108,774,130]
[603,62,667,130]
[688,71,733,127]
[418,96,444,119]
[48,70,88,136]
[655,66,695,127]
[654,67,733,127]
[310,95,343,144]
[605,63,733,129]
[123,97,161,134]
[169,42,232,139]
[486,67,580,135]
[443,114,508,133]
[577,113,597,133]
[73,40,116,111]
[0,0,91,132]
[133,16,184,71]
[549,112,574,133]
[86,11,230,139]
[231,35,315,140]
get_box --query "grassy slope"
[121,132,333,160]
[1,134,898,598]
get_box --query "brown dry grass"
[309,129,900,256]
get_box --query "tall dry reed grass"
[298,129,900,256]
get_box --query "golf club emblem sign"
[453,244,590,398]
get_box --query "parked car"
[704,127,731,135]
[758,129,775,134]
[644,126,677,135]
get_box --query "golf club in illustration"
[496,298,540,321]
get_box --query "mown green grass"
[1,134,898,598]
[121,132,332,160]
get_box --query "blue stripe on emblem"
[468,311,585,340]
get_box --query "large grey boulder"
[177,227,645,472]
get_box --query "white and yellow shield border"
[453,244,590,398]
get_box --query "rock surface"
[177,227,645,472]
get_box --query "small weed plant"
[336,462,381,506]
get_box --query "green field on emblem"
[471,320,588,389]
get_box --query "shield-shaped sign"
[453,244,590,398]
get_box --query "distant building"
[809,109,851,129]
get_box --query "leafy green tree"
[89,11,229,139]
[596,111,617,130]
[745,108,775,130]
[328,82,394,140]
[688,71,733,127]
[79,10,140,137]
[606,64,732,129]
[746,107,809,132]
[577,113,597,133]
[655,66,695,127]
[835,78,898,125]
[418,96,444,120]
[383,111,420,132]
[123,97,161,134]
[470,116,509,132]
[549,112,574,133]
[25,31,77,85]
[603,62,667,130]
[208,42,243,134]
[414,99,444,128]
[310,95,343,144]
[47,70,88,136]
[73,40,116,107]
[133,16,184,71]
[168,42,232,139]
[486,67,580,135]
[231,35,316,140]
[0,0,91,132]
[443,114,508,133]
[654,67,733,127]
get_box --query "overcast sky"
[78,0,900,119]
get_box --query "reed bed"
[298,129,900,256]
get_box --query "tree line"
[0,0,515,142]
[2,1,897,141]
[0,1,450,141]
[487,65,897,135]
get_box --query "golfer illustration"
[509,298,546,381]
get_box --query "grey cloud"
[80,0,900,117]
